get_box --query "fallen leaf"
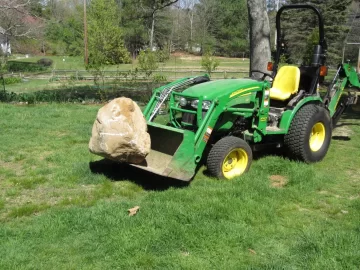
[248,249,256,255]
[128,206,140,216]
[181,251,190,256]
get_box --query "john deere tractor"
[131,4,360,181]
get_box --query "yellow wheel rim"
[309,122,326,152]
[222,148,248,179]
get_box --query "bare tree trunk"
[150,11,155,49]
[247,0,271,78]
[146,0,178,49]
[84,0,89,65]
[184,0,195,52]
[42,40,46,56]
[189,12,193,51]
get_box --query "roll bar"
[273,4,327,73]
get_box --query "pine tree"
[281,0,352,65]
[120,0,148,59]
[87,0,130,68]
[214,0,249,57]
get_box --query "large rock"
[89,97,151,164]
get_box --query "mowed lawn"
[9,54,250,71]
[5,54,251,94]
[0,104,359,269]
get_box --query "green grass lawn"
[6,54,345,95]
[4,79,95,94]
[9,54,249,71]
[4,54,250,94]
[0,103,359,269]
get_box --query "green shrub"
[138,49,159,78]
[70,74,84,81]
[0,83,158,104]
[201,51,220,76]
[3,77,22,85]
[7,61,47,72]
[37,58,53,67]
[152,74,167,83]
[49,76,60,82]
[156,49,170,62]
[0,90,17,102]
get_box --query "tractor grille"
[181,107,207,127]
[182,112,196,125]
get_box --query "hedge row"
[0,83,165,104]
[6,58,53,72]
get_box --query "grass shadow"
[89,159,190,191]
[332,135,351,141]
[252,147,286,161]
[340,108,360,120]
[335,122,360,128]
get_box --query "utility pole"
[84,0,89,65]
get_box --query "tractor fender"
[279,96,323,133]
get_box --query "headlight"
[202,101,211,110]
[190,100,211,110]
[179,97,187,107]
[190,100,199,108]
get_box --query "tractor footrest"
[266,126,284,133]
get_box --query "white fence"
[4,68,249,81]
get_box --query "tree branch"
[154,0,178,11]
[0,0,30,12]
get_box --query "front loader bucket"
[130,122,197,181]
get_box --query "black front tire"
[207,136,252,179]
[284,104,332,163]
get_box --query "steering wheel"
[250,70,274,80]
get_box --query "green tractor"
[132,4,360,181]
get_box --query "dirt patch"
[39,151,54,161]
[0,160,24,177]
[349,195,359,200]
[346,169,360,182]
[333,124,354,137]
[269,175,288,188]
[0,185,98,219]
[171,51,188,57]
[171,52,247,62]
[179,55,202,61]
[50,130,70,137]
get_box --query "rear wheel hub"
[222,149,248,179]
[309,122,325,152]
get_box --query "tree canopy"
[87,0,130,68]
[279,0,353,65]
[0,0,357,68]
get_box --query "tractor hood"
[182,78,263,100]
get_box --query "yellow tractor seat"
[270,66,301,101]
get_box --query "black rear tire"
[207,136,252,179]
[284,104,332,163]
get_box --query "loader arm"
[324,63,360,125]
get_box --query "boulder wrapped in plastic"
[89,97,151,164]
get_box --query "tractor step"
[266,126,285,133]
